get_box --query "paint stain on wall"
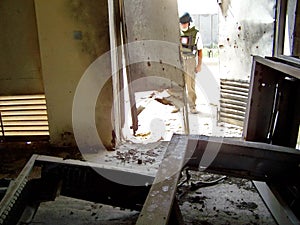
[67,0,110,59]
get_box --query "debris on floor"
[177,171,277,225]
[30,171,277,225]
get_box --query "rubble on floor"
[31,171,276,225]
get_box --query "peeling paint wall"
[0,0,44,95]
[218,0,276,80]
[35,0,112,148]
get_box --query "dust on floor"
[31,171,276,225]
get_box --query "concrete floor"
[31,172,277,225]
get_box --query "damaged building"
[0,0,300,224]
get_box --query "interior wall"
[34,0,113,148]
[0,0,44,95]
[218,0,276,80]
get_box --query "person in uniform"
[179,12,203,114]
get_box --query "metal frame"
[241,52,300,224]
[0,154,154,225]
[136,134,188,225]
[0,155,38,225]
[274,0,288,57]
[1,132,300,224]
[254,181,300,225]
[243,56,300,148]
[185,135,300,181]
[274,0,300,64]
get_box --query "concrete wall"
[123,0,185,92]
[0,0,44,95]
[218,0,276,80]
[34,0,113,149]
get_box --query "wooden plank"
[136,134,188,225]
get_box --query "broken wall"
[218,0,276,80]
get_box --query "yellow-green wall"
[34,0,113,148]
[0,0,44,95]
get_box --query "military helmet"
[180,12,192,24]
